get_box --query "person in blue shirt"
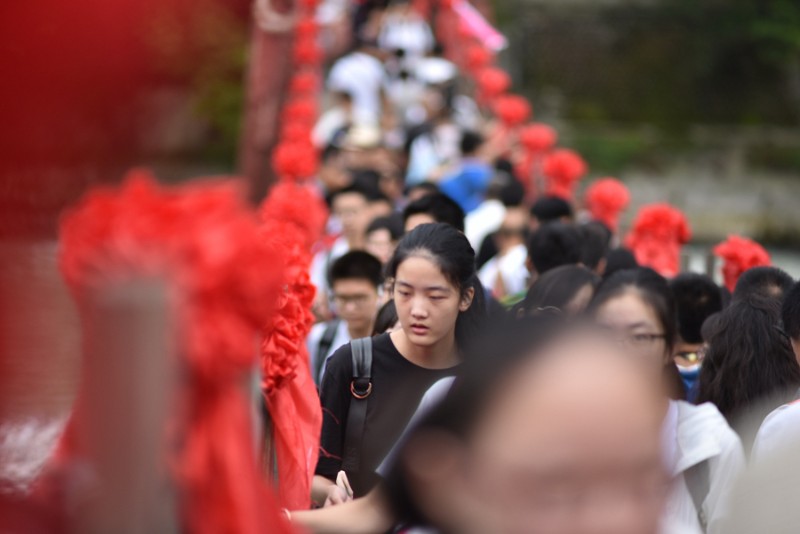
[438,131,493,214]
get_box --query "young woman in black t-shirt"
[312,222,485,505]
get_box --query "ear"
[459,287,475,312]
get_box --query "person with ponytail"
[312,222,486,505]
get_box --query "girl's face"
[594,290,670,380]
[393,255,472,349]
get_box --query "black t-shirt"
[315,332,459,496]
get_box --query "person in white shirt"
[591,268,746,534]
[478,207,530,300]
[307,251,383,384]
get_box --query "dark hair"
[386,223,485,350]
[403,181,439,198]
[603,247,639,280]
[366,214,404,241]
[733,266,794,303]
[526,221,583,275]
[459,130,483,156]
[579,221,612,271]
[499,176,525,207]
[696,296,800,425]
[588,267,677,355]
[326,182,370,207]
[520,265,600,316]
[372,299,399,336]
[321,143,343,163]
[328,250,383,288]
[402,193,465,232]
[530,196,573,223]
[669,273,724,345]
[783,281,800,341]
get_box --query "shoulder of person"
[676,401,743,464]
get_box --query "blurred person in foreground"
[588,268,745,533]
[294,320,695,533]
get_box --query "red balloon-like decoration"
[494,94,532,127]
[713,235,771,292]
[520,123,557,153]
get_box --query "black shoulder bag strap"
[684,459,710,532]
[314,319,341,385]
[342,337,373,473]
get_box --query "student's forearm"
[293,487,394,534]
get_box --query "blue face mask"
[678,363,701,395]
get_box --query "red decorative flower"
[272,140,319,181]
[520,123,557,153]
[57,169,289,533]
[293,35,324,66]
[542,149,587,200]
[494,94,532,127]
[280,121,313,144]
[584,178,630,232]
[477,67,511,101]
[296,16,318,39]
[465,43,492,73]
[625,203,691,277]
[713,235,771,292]
[289,71,320,96]
[281,98,318,125]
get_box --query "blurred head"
[318,144,351,193]
[328,251,383,333]
[603,247,639,280]
[494,207,530,254]
[530,196,574,231]
[733,266,794,303]
[459,130,484,158]
[579,221,612,275]
[526,221,583,277]
[520,265,600,317]
[782,281,800,363]
[329,184,371,245]
[588,268,676,382]
[668,273,723,367]
[365,214,404,264]
[386,223,484,352]
[404,181,439,203]
[403,192,465,233]
[696,296,800,423]
[391,321,668,534]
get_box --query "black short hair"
[459,130,484,156]
[499,177,525,207]
[326,182,370,207]
[366,213,404,241]
[782,281,800,341]
[328,251,383,288]
[579,221,612,271]
[530,196,573,223]
[733,266,794,303]
[402,192,465,232]
[372,299,398,336]
[526,221,583,275]
[403,181,439,198]
[520,265,600,316]
[603,247,639,280]
[669,273,724,344]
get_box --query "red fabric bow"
[55,169,292,534]
[259,180,327,510]
[713,235,771,292]
[625,203,691,278]
[584,178,630,232]
[542,149,587,200]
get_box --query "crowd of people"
[282,1,800,533]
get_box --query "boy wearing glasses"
[307,251,383,385]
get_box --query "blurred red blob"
[542,149,587,200]
[494,95,532,127]
[584,177,630,232]
[477,67,511,101]
[520,123,558,153]
[272,141,319,181]
[625,203,692,278]
[714,235,771,292]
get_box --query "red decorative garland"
[625,203,691,278]
[713,235,771,292]
[584,178,630,232]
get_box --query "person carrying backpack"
[312,223,486,504]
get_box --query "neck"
[390,328,459,369]
[348,321,373,340]
[346,234,365,250]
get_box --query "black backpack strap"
[314,319,341,385]
[684,460,710,532]
[342,337,373,474]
